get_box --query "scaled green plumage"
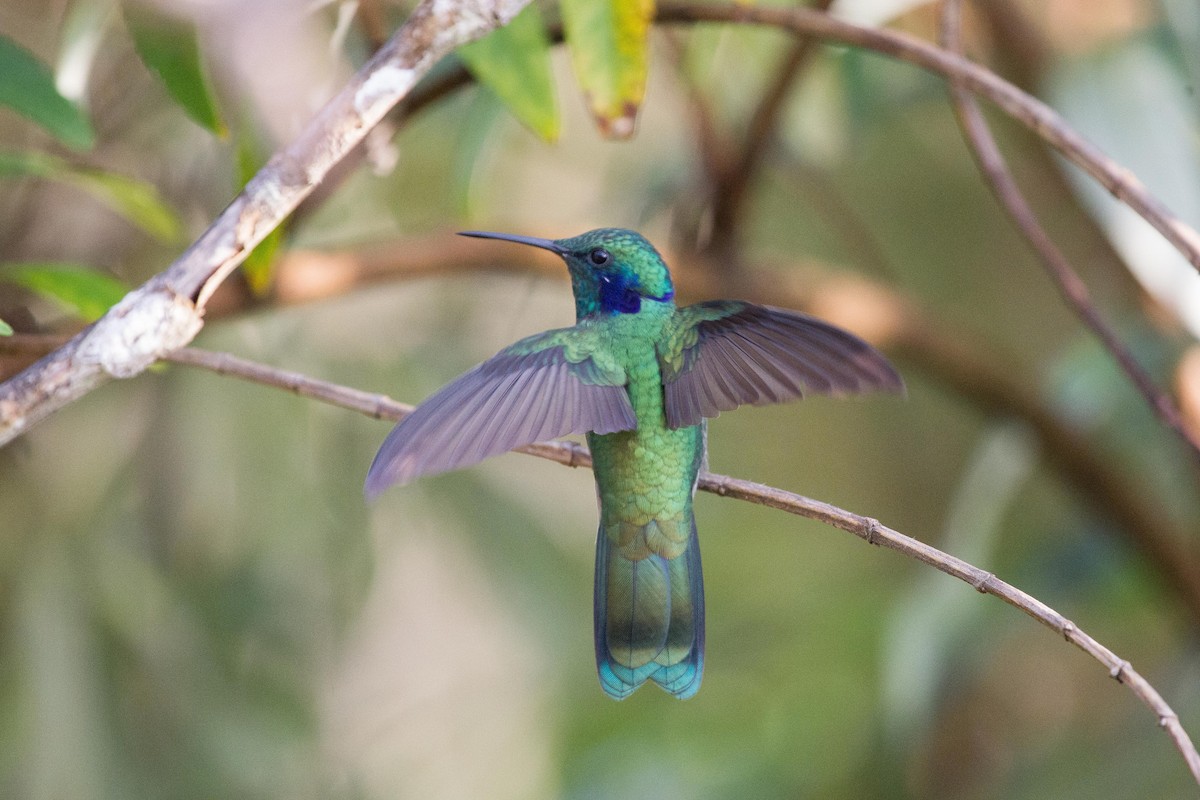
[366,228,902,699]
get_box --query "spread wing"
[658,301,903,429]
[365,327,636,497]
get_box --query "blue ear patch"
[598,273,642,314]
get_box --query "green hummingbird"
[365,228,902,700]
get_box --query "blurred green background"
[1,0,1199,797]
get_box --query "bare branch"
[7,1,1200,453]
[162,344,1200,786]
[7,238,1198,623]
[936,0,1200,464]
[699,468,1200,784]
[886,308,1200,623]
[653,2,1200,276]
[965,1,1148,301]
[0,0,533,446]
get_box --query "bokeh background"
[2,0,1199,797]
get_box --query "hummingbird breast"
[586,331,705,557]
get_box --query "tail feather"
[594,517,704,699]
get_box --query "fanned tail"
[594,515,704,700]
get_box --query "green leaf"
[4,263,129,322]
[561,0,653,139]
[458,5,559,142]
[123,4,225,136]
[0,34,95,149]
[0,318,12,336]
[0,150,183,242]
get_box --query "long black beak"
[458,230,568,255]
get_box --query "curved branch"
[6,1,1200,453]
[967,1,1147,301]
[885,308,1200,622]
[6,238,1198,622]
[161,345,1200,786]
[937,0,1200,463]
[163,239,1200,624]
[653,2,1200,275]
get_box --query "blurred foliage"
[1,1,1199,799]
[560,0,652,138]
[122,2,226,137]
[458,3,559,142]
[0,30,93,148]
[2,262,127,321]
[0,149,182,242]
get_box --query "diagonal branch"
[7,2,1200,452]
[653,2,1200,276]
[161,344,1200,786]
[6,239,1199,622]
[936,0,1200,463]
[965,1,1148,301]
[0,0,533,446]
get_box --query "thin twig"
[886,312,1200,624]
[6,2,1200,449]
[667,0,833,273]
[7,241,1198,623]
[736,1,833,183]
[161,344,1200,786]
[653,2,1200,275]
[937,0,1200,463]
[25,239,1200,618]
[660,31,732,182]
[967,1,1147,302]
[699,469,1200,784]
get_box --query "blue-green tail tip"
[597,651,704,700]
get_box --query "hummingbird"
[365,228,902,700]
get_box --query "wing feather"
[661,302,903,429]
[729,327,838,393]
[366,336,636,497]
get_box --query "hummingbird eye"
[588,248,611,266]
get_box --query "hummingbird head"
[459,228,675,320]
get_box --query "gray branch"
[0,0,530,445]
[163,344,1200,785]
